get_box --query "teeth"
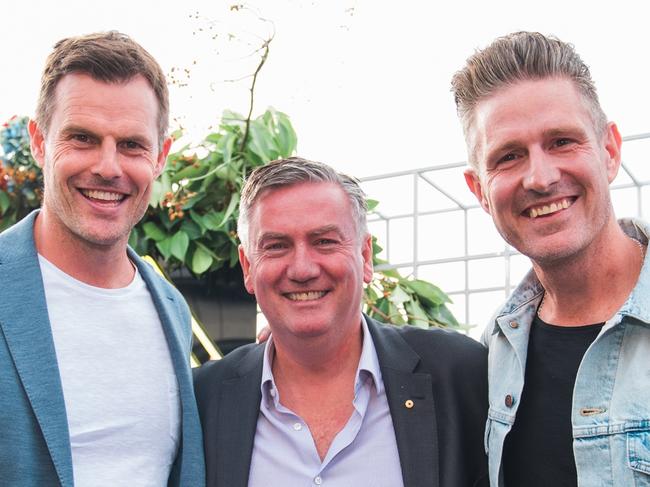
[286,291,327,301]
[528,198,572,218]
[81,189,124,202]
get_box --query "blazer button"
[505,394,514,408]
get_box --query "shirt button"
[293,422,302,431]
[270,389,276,397]
[509,321,519,329]
[505,394,514,408]
[314,476,322,485]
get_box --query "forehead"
[468,78,595,164]
[50,73,159,134]
[249,182,355,234]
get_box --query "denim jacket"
[482,218,650,487]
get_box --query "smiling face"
[239,182,373,343]
[464,77,622,264]
[29,73,170,251]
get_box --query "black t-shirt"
[502,314,603,487]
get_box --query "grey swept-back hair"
[237,157,368,251]
[451,31,607,167]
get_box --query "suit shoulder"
[392,323,486,355]
[380,323,487,378]
[193,342,263,392]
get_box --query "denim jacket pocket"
[628,429,650,482]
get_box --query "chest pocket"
[628,430,650,485]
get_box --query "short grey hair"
[238,157,369,250]
[451,31,607,167]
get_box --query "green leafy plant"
[0,116,43,231]
[363,201,461,329]
[129,107,297,275]
[365,236,461,330]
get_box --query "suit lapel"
[0,212,74,486]
[216,346,263,487]
[134,251,205,485]
[367,317,439,487]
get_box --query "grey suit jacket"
[0,211,205,487]
[194,315,489,487]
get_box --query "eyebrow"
[308,225,343,238]
[255,225,345,247]
[61,124,153,147]
[486,125,589,160]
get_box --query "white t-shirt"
[39,255,181,487]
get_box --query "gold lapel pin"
[404,399,414,409]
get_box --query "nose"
[91,142,123,179]
[522,147,560,193]
[286,244,320,283]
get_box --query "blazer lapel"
[0,212,74,486]
[215,346,263,487]
[367,316,439,487]
[134,251,205,485]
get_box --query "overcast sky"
[2,0,649,178]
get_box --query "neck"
[33,210,135,288]
[271,321,363,388]
[534,220,644,326]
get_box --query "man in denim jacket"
[452,31,650,486]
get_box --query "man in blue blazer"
[194,158,488,487]
[0,32,204,486]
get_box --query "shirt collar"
[260,315,384,408]
[495,217,650,331]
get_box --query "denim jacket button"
[505,394,514,408]
[509,321,519,329]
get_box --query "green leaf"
[170,231,190,262]
[428,303,461,329]
[191,245,213,274]
[202,211,224,231]
[405,300,429,329]
[170,163,205,183]
[180,219,202,240]
[366,199,379,211]
[229,242,240,267]
[149,180,164,208]
[128,227,139,249]
[364,285,379,303]
[205,132,221,144]
[219,192,240,228]
[0,192,10,214]
[142,222,167,242]
[183,192,206,210]
[156,237,173,260]
[219,131,236,165]
[402,279,450,305]
[189,210,207,234]
[276,112,297,156]
[388,285,411,305]
[387,301,406,325]
[248,120,279,162]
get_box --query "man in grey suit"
[0,32,204,486]
[194,157,488,487]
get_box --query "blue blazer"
[0,212,205,487]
